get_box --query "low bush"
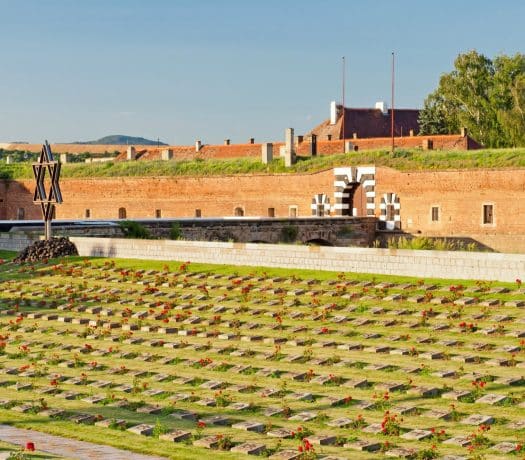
[119,221,151,239]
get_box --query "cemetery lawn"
[0,254,524,459]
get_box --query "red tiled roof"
[309,107,420,140]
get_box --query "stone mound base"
[14,237,79,263]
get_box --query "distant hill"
[71,135,168,146]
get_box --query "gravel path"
[0,425,169,460]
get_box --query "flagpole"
[391,51,395,154]
[342,56,346,146]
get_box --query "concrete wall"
[69,237,525,282]
[0,233,37,251]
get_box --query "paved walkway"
[0,425,169,460]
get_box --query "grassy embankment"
[0,148,524,180]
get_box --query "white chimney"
[375,101,388,115]
[330,101,337,125]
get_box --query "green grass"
[0,254,524,459]
[0,439,65,459]
[1,147,525,179]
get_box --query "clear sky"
[1,0,524,145]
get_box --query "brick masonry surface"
[69,237,525,283]
[3,165,525,253]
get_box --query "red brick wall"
[3,166,524,252]
[2,134,476,161]
[3,171,334,220]
[375,167,525,251]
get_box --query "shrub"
[169,223,183,240]
[281,225,298,243]
[119,221,151,239]
[387,236,480,252]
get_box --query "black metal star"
[32,141,63,237]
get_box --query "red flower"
[25,442,35,451]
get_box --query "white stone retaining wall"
[0,233,38,252]
[69,237,525,283]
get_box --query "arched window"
[118,207,127,219]
[234,207,244,217]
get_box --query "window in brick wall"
[155,209,162,218]
[195,209,202,218]
[431,206,439,222]
[85,209,91,218]
[118,207,127,219]
[17,208,24,220]
[267,207,275,217]
[483,204,494,224]
[289,206,298,218]
[234,207,244,217]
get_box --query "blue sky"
[0,0,523,145]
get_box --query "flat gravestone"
[268,450,301,460]
[69,414,95,425]
[288,392,313,401]
[393,405,419,415]
[305,435,336,445]
[127,424,154,436]
[443,436,471,447]
[93,417,126,428]
[442,390,471,400]
[136,405,162,414]
[196,398,216,407]
[423,409,452,420]
[385,447,416,458]
[362,423,383,434]
[343,378,368,388]
[288,411,317,422]
[263,407,284,417]
[199,415,230,426]
[475,393,507,405]
[492,442,517,454]
[159,430,192,442]
[82,395,105,404]
[231,443,266,456]
[228,402,252,411]
[170,409,197,421]
[345,440,381,452]
[353,400,375,410]
[232,421,265,433]
[507,420,525,429]
[461,414,495,425]
[267,428,293,439]
[407,386,440,397]
[193,435,219,449]
[326,417,353,428]
[401,429,432,440]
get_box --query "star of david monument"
[32,141,63,240]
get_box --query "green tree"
[419,50,525,147]
[418,90,459,135]
[493,54,525,146]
